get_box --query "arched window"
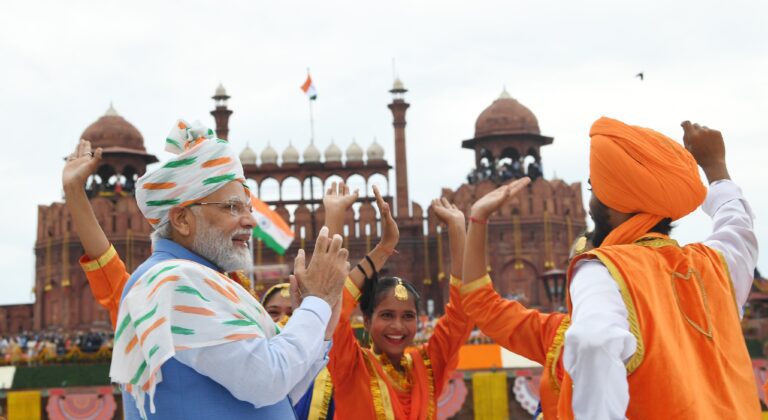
[323,175,344,194]
[477,148,495,181]
[259,178,280,202]
[498,147,522,181]
[524,148,542,180]
[346,174,367,197]
[245,179,259,197]
[107,174,127,191]
[281,177,302,202]
[479,148,494,169]
[86,174,103,191]
[368,173,389,196]
[123,165,138,193]
[302,176,324,206]
[92,164,117,192]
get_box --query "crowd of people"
[56,115,762,419]
[0,323,484,362]
[0,330,113,364]
[410,319,493,345]
[467,157,543,184]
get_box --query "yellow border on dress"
[363,349,396,420]
[545,316,570,392]
[634,237,679,248]
[449,275,463,288]
[308,367,334,419]
[418,347,436,420]
[590,250,645,374]
[715,250,741,318]
[361,347,436,420]
[670,268,714,339]
[345,277,361,301]
[374,352,413,393]
[80,245,117,272]
[460,274,491,295]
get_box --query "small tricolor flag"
[300,74,317,100]
[250,192,294,255]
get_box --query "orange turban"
[589,117,706,246]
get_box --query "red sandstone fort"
[2,80,591,333]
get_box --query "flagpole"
[308,96,315,144]
[307,67,315,144]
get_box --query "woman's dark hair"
[360,276,420,319]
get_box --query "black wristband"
[356,263,370,280]
[364,255,377,274]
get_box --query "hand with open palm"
[63,139,102,192]
[432,197,465,229]
[470,177,531,221]
[372,185,399,251]
[323,181,358,237]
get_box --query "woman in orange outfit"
[460,178,578,419]
[321,183,473,419]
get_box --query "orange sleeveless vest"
[558,235,761,419]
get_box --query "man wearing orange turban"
[558,118,760,419]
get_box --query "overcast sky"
[1,0,766,305]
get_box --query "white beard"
[191,218,253,273]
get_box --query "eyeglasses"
[188,200,253,218]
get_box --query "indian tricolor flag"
[300,73,317,100]
[250,192,294,255]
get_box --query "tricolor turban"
[589,117,706,247]
[136,120,245,229]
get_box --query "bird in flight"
[635,72,644,81]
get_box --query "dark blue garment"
[533,402,542,419]
[119,239,296,419]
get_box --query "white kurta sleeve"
[288,340,332,404]
[174,296,331,408]
[564,260,636,420]
[701,179,757,310]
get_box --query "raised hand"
[431,197,466,279]
[323,181,358,214]
[323,182,358,237]
[470,177,531,221]
[345,185,400,290]
[63,139,103,191]
[432,197,465,229]
[293,226,350,308]
[372,185,399,251]
[681,121,730,183]
[62,139,110,260]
